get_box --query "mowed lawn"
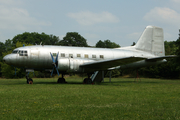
[0,77,180,120]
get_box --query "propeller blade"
[50,52,59,76]
[50,52,55,63]
[55,52,59,63]
[55,67,60,76]
[55,52,59,76]
[51,67,54,76]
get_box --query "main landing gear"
[26,73,33,84]
[83,73,93,84]
[57,74,67,83]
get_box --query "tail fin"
[135,26,165,56]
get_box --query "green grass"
[0,77,180,120]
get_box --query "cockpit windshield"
[12,50,28,56]
[12,50,18,54]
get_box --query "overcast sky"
[0,0,180,46]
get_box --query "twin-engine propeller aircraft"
[3,26,175,84]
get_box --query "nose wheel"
[27,78,33,84]
[26,72,33,84]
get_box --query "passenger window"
[84,54,88,58]
[69,54,73,58]
[92,55,96,58]
[61,53,65,57]
[100,55,104,59]
[77,54,81,57]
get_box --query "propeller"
[50,52,59,76]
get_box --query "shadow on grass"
[34,81,84,85]
[0,78,171,86]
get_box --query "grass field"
[0,77,180,120]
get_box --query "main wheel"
[87,78,92,84]
[83,78,92,84]
[57,78,67,83]
[83,78,88,84]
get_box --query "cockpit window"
[12,50,18,54]
[18,50,28,56]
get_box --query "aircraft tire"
[57,78,67,83]
[27,78,33,84]
[83,78,92,84]
[87,78,92,84]
[83,78,88,84]
[29,78,33,84]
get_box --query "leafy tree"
[12,32,60,45]
[0,42,5,77]
[59,32,88,47]
[96,40,120,48]
[165,41,177,55]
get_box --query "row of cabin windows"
[12,50,104,59]
[12,50,28,56]
[60,53,104,59]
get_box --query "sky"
[0,0,180,47]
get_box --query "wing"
[80,56,146,71]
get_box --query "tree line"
[0,31,179,79]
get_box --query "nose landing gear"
[26,72,33,84]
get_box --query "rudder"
[135,26,165,56]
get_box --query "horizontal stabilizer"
[146,55,177,62]
[80,56,146,71]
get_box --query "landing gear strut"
[26,72,33,84]
[83,73,92,84]
[57,74,67,83]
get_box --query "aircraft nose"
[3,55,10,64]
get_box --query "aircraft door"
[30,48,40,67]
[69,58,73,70]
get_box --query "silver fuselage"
[3,45,166,73]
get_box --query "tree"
[96,40,120,48]
[59,32,88,47]
[12,32,60,45]
[165,41,177,55]
[0,42,5,77]
[0,42,5,62]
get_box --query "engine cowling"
[58,58,94,73]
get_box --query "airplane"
[3,26,176,84]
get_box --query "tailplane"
[135,26,165,56]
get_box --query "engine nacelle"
[58,58,94,73]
